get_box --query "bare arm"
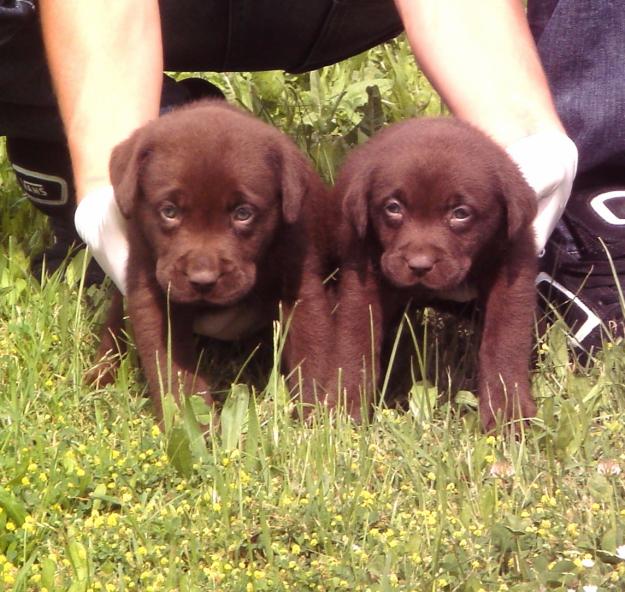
[39,0,163,199]
[394,0,564,145]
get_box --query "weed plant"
[2,37,625,591]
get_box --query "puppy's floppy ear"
[271,141,310,224]
[109,130,150,218]
[340,164,370,239]
[497,155,538,242]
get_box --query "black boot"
[6,135,106,285]
[538,167,625,353]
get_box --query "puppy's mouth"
[380,251,471,292]
[156,265,257,306]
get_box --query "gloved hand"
[74,185,129,292]
[506,131,578,253]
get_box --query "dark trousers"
[528,0,625,348]
[4,2,622,172]
[528,0,625,175]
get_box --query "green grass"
[2,38,625,591]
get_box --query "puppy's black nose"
[188,269,219,292]
[407,254,435,276]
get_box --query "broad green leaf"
[182,397,211,464]
[221,383,250,451]
[601,525,618,555]
[588,473,613,502]
[455,390,479,409]
[252,71,285,103]
[0,489,26,526]
[244,389,262,471]
[167,425,194,478]
[40,557,57,592]
[67,538,89,589]
[554,399,585,458]
[479,484,496,524]
[408,381,438,422]
[491,523,515,552]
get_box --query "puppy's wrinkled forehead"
[371,130,501,210]
[141,119,280,206]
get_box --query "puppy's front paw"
[84,355,120,388]
[174,373,215,408]
[479,385,536,432]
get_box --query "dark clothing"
[160,0,402,74]
[0,0,402,141]
[528,0,625,350]
[528,0,625,175]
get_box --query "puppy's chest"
[192,302,269,340]
[430,282,478,303]
[387,279,479,305]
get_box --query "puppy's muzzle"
[406,254,436,277]
[187,268,220,294]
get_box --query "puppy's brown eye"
[384,200,403,217]
[160,202,179,221]
[451,206,472,221]
[232,205,255,223]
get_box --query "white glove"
[74,185,129,293]
[506,131,578,253]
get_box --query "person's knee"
[5,136,76,218]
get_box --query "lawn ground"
[2,39,625,592]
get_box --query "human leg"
[529,1,625,351]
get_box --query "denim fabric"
[0,0,401,141]
[528,0,625,174]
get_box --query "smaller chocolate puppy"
[93,101,333,419]
[334,117,538,430]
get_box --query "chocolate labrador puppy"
[334,117,538,430]
[93,100,334,419]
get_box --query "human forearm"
[394,0,576,250]
[394,0,563,145]
[39,0,163,198]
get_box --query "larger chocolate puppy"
[95,101,334,418]
[334,117,538,430]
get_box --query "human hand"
[74,185,128,292]
[506,132,578,252]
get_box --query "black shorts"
[0,0,402,141]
